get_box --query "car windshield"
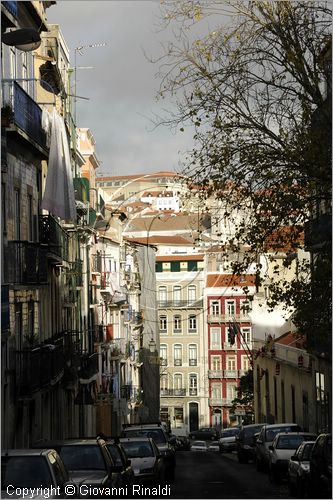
[59,445,105,470]
[276,435,311,450]
[124,429,166,444]
[265,426,301,441]
[2,456,52,488]
[121,441,154,458]
[222,429,239,438]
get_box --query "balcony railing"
[120,384,142,400]
[189,359,197,366]
[208,398,233,406]
[224,370,238,378]
[160,388,186,397]
[208,313,250,323]
[40,215,69,261]
[208,370,223,378]
[79,353,98,382]
[160,358,167,366]
[4,241,48,285]
[16,342,64,398]
[223,342,238,350]
[174,359,182,366]
[158,299,203,309]
[2,81,46,148]
[189,388,197,396]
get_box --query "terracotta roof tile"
[206,274,256,287]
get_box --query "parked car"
[268,432,317,482]
[219,427,240,453]
[1,449,71,498]
[189,427,219,441]
[236,423,266,463]
[190,440,208,452]
[119,437,165,484]
[309,433,332,499]
[207,441,220,452]
[34,438,116,494]
[255,423,302,471]
[121,423,176,480]
[106,439,134,487]
[288,440,315,497]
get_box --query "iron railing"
[39,215,69,261]
[2,1,18,17]
[4,241,48,285]
[158,299,203,308]
[2,81,46,148]
[160,388,186,397]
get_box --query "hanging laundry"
[41,107,77,221]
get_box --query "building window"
[159,315,167,332]
[162,262,171,271]
[161,374,168,392]
[211,355,221,371]
[14,188,20,240]
[160,344,167,366]
[159,286,167,304]
[225,300,236,316]
[227,384,237,401]
[189,374,198,396]
[173,315,182,333]
[188,344,197,366]
[210,300,220,315]
[226,356,236,370]
[173,285,181,304]
[174,344,182,366]
[174,407,184,424]
[174,373,183,389]
[241,356,250,371]
[160,407,169,424]
[240,298,251,314]
[241,327,252,345]
[210,328,221,349]
[211,383,221,399]
[189,315,197,332]
[188,285,196,303]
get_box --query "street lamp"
[149,338,156,353]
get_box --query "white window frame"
[225,299,236,316]
[173,314,182,333]
[227,383,238,401]
[226,355,236,370]
[188,285,196,303]
[210,300,220,315]
[210,328,221,349]
[189,315,197,332]
[211,355,221,371]
[211,383,222,399]
[159,315,167,332]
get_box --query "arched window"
[188,344,197,366]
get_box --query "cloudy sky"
[46,1,216,177]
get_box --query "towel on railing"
[41,107,77,221]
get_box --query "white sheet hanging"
[41,108,77,221]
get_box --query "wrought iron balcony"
[208,370,223,379]
[189,388,198,396]
[16,342,64,398]
[4,241,48,285]
[208,398,233,406]
[224,370,238,378]
[223,342,238,350]
[208,313,250,323]
[160,358,167,366]
[79,353,98,382]
[158,299,203,309]
[160,388,186,397]
[174,359,182,366]
[40,215,69,262]
[189,358,197,366]
[2,81,46,149]
[121,384,142,400]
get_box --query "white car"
[207,441,220,452]
[219,428,240,453]
[288,440,316,497]
[191,440,208,452]
[120,437,165,484]
[268,432,317,482]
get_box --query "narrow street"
[170,451,291,499]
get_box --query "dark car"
[309,433,332,499]
[219,427,240,452]
[121,423,176,481]
[189,427,219,441]
[33,438,116,495]
[236,424,265,463]
[175,435,191,451]
[1,449,71,498]
[106,439,135,487]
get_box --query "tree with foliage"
[231,370,254,418]
[155,1,331,342]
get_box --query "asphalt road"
[170,450,292,499]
